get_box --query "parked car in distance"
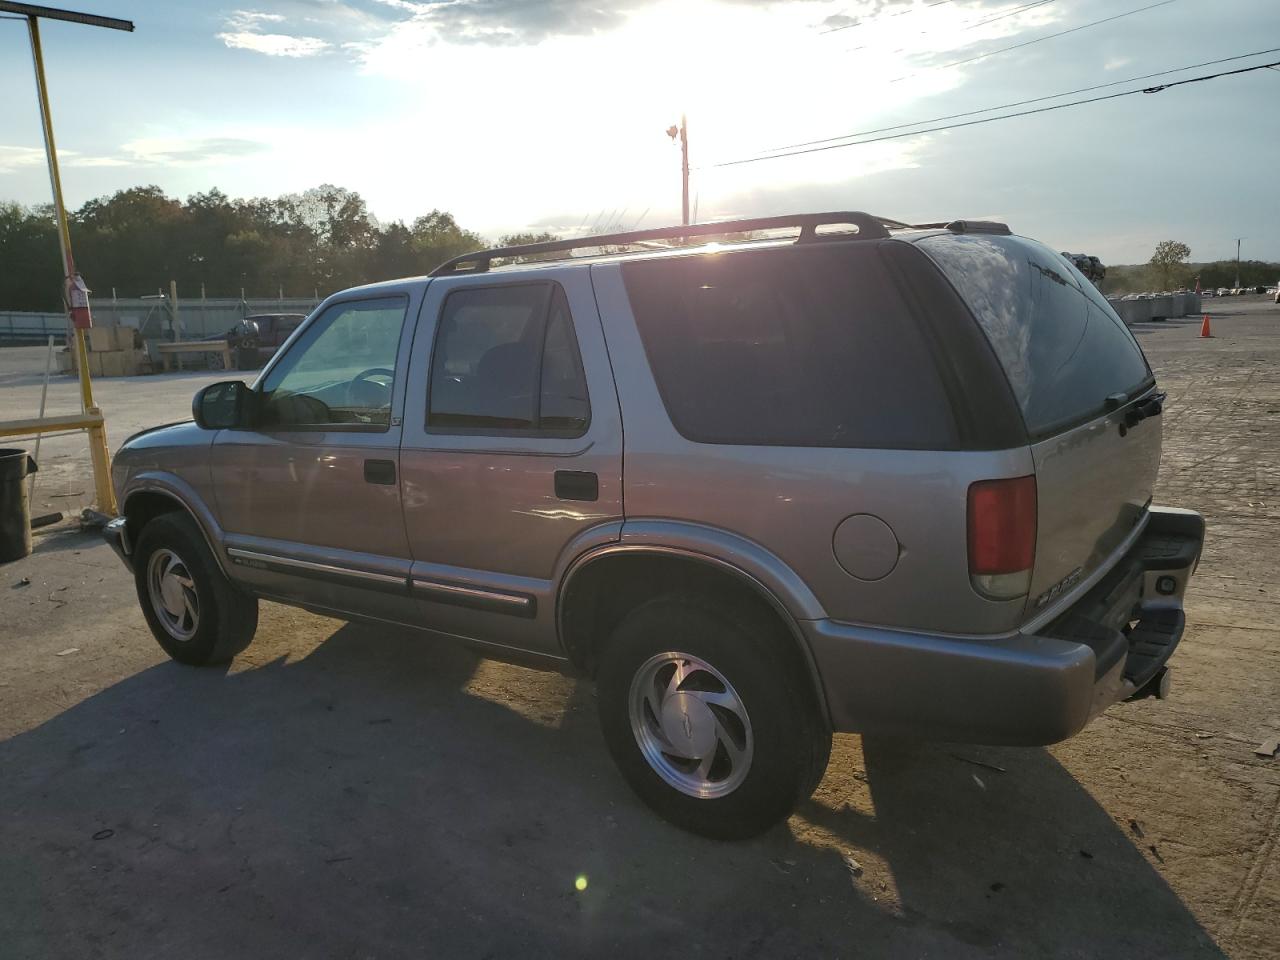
[103,213,1204,839]
[200,313,308,370]
[228,313,307,351]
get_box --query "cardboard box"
[56,349,73,374]
[88,326,115,352]
[99,348,142,377]
[87,351,104,378]
[87,325,137,352]
[98,350,124,378]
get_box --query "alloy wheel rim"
[147,548,199,642]
[628,651,753,799]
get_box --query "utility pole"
[1234,238,1243,288]
[666,115,690,225]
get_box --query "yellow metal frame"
[0,409,115,515]
[17,14,116,515]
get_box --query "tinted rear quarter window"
[621,243,959,449]
[917,233,1152,437]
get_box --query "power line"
[710,59,1280,168]
[843,1,1059,55]
[888,0,1178,83]
[959,0,1058,33]
[742,47,1280,159]
[821,0,956,36]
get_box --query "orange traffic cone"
[1200,314,1213,338]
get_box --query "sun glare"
[294,1,1064,232]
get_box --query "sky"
[0,0,1277,264]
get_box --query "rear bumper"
[103,516,133,572]
[807,506,1204,745]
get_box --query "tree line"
[7,192,1275,309]
[1101,239,1279,295]
[0,185,556,312]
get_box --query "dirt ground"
[1,299,1278,959]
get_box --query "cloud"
[1,137,265,174]
[227,10,285,26]
[62,155,132,168]
[217,9,331,57]
[356,0,851,47]
[219,31,331,56]
[117,137,268,166]
[0,145,47,174]
[402,0,1020,46]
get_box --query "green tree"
[1149,240,1191,292]
[497,231,561,263]
[409,210,484,273]
[0,202,61,310]
[0,185,496,307]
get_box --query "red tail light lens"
[968,476,1037,594]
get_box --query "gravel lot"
[1,298,1278,959]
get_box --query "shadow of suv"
[102,212,1203,839]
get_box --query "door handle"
[364,459,396,485]
[554,470,598,502]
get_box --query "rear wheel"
[133,512,257,665]
[596,595,831,840]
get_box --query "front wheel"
[133,512,258,665]
[596,595,831,840]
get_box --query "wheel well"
[559,552,827,714]
[123,491,185,541]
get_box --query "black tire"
[596,594,831,840]
[132,512,258,665]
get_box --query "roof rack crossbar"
[429,211,896,276]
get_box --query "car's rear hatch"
[916,231,1160,622]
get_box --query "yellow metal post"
[26,14,116,514]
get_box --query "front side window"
[428,282,589,436]
[258,296,408,429]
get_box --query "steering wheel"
[347,367,395,411]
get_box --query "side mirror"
[192,380,255,430]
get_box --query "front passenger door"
[209,293,420,623]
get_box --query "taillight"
[967,475,1037,600]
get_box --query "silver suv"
[104,212,1204,839]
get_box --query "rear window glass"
[620,244,959,449]
[917,233,1152,437]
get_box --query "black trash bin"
[0,449,38,564]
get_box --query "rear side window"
[917,233,1153,437]
[428,282,589,436]
[621,244,959,449]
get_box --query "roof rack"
[913,219,1012,235]
[430,211,898,277]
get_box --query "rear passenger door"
[399,268,623,658]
